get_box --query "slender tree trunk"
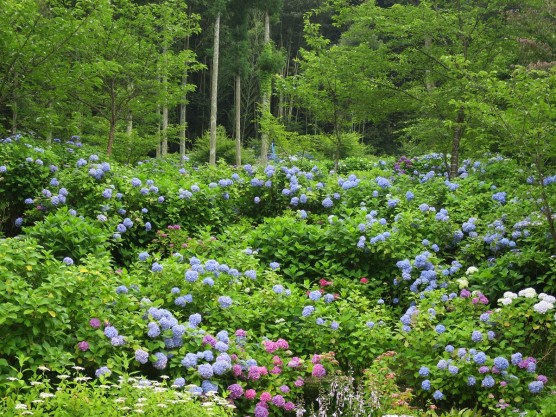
[108,117,116,157]
[126,110,133,136]
[425,36,435,93]
[259,10,271,162]
[156,100,161,158]
[450,107,465,179]
[161,45,169,156]
[11,72,18,135]
[126,110,133,164]
[209,12,221,166]
[235,73,242,166]
[107,80,116,156]
[180,35,190,162]
[46,102,53,144]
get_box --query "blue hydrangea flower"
[181,353,198,368]
[244,270,256,280]
[215,341,228,352]
[153,352,168,370]
[95,366,111,378]
[269,262,280,270]
[198,363,213,379]
[375,176,390,189]
[173,377,186,388]
[185,270,199,282]
[273,285,284,294]
[212,360,230,375]
[467,376,476,386]
[302,306,315,317]
[481,375,495,388]
[115,285,128,295]
[529,381,544,394]
[471,330,483,342]
[418,366,430,377]
[448,365,459,375]
[189,313,202,327]
[435,324,446,334]
[421,380,431,391]
[323,294,334,303]
[135,349,149,364]
[147,322,161,338]
[62,257,74,265]
[493,357,509,370]
[218,296,233,309]
[151,262,163,272]
[437,360,449,370]
[473,352,487,365]
[201,380,218,393]
[511,352,522,365]
[432,390,444,400]
[322,197,333,208]
[330,321,339,330]
[309,290,322,301]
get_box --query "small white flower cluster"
[498,288,555,315]
[518,288,537,298]
[534,293,555,314]
[498,291,518,306]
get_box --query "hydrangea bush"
[1,135,556,415]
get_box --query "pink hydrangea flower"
[312,364,327,378]
[294,377,304,387]
[245,389,257,400]
[77,341,89,351]
[276,339,289,349]
[89,318,101,329]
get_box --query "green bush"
[24,207,110,263]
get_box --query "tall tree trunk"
[450,107,465,179]
[156,99,161,158]
[161,45,169,156]
[235,73,241,166]
[107,117,116,157]
[126,110,133,164]
[259,10,271,162]
[180,35,190,162]
[46,102,53,144]
[107,80,116,156]
[11,72,18,135]
[209,12,221,166]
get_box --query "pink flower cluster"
[262,338,289,353]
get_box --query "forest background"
[1,0,556,174]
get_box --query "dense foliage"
[1,135,555,416]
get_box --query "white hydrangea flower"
[466,266,479,275]
[456,278,469,289]
[538,293,556,304]
[503,291,518,299]
[499,297,513,306]
[533,300,554,314]
[518,288,537,298]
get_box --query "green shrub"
[23,207,110,263]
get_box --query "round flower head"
[228,383,243,399]
[432,390,443,400]
[528,381,543,394]
[482,375,495,388]
[218,296,233,308]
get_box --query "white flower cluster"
[518,288,537,298]
[533,293,555,314]
[499,289,555,315]
[498,291,518,306]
